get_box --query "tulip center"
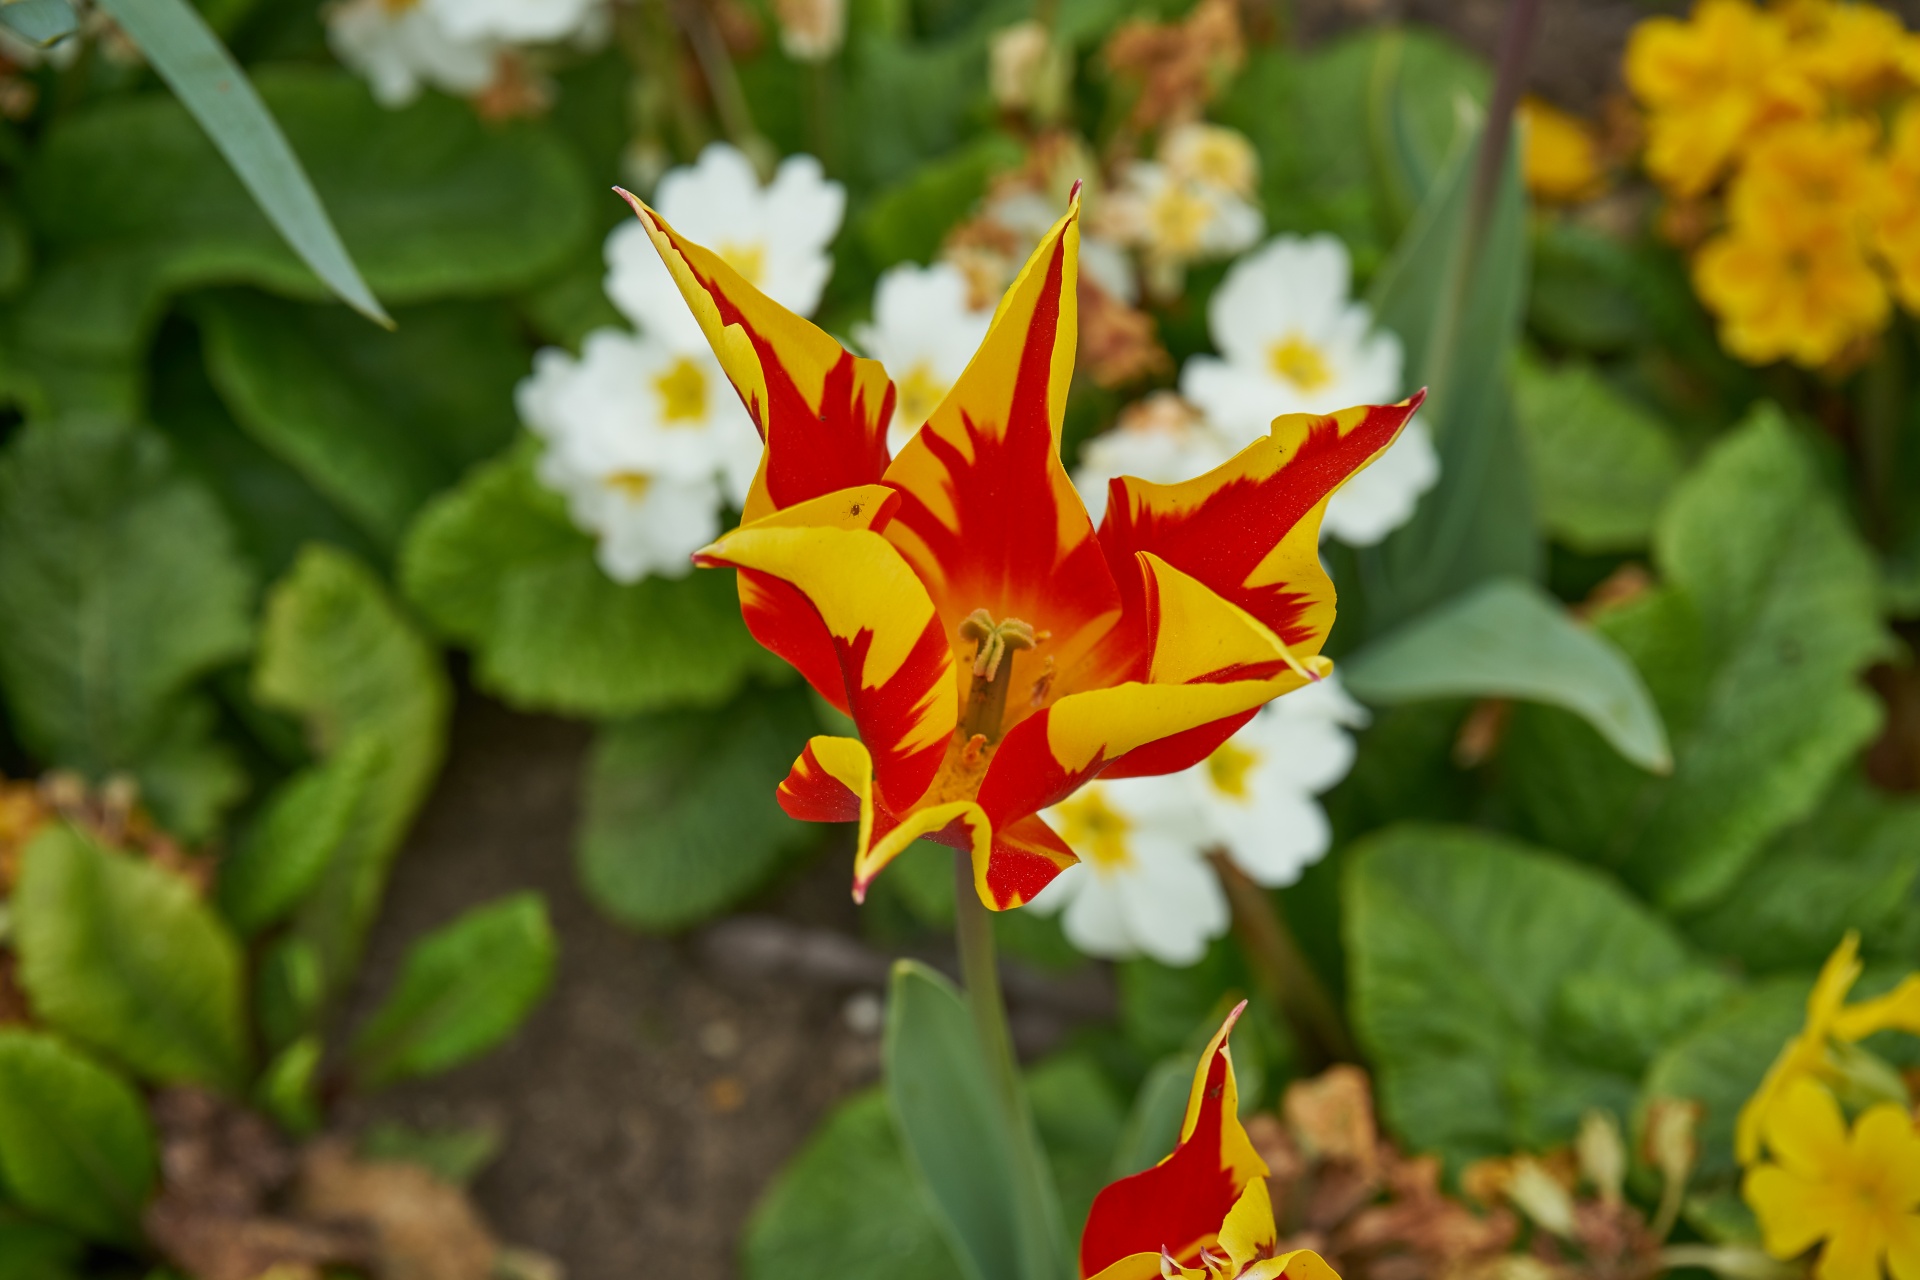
[958,608,1037,743]
[652,356,709,424]
[1267,333,1333,392]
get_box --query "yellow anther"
[959,608,1037,683]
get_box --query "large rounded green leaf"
[0,1030,156,1246]
[14,827,249,1092]
[401,444,788,719]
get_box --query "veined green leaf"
[216,734,382,937]
[0,419,255,839]
[885,960,1069,1280]
[350,893,555,1087]
[578,686,822,932]
[1345,824,1735,1168]
[1340,577,1670,772]
[400,443,787,718]
[14,826,249,1092]
[0,1030,155,1245]
[1503,408,1892,910]
[93,0,387,324]
[744,1089,964,1280]
[253,546,450,1006]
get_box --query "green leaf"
[93,0,387,323]
[743,1088,964,1280]
[885,960,1069,1280]
[0,418,254,839]
[0,1030,156,1245]
[1344,824,1735,1168]
[1106,1053,1191,1180]
[1026,1051,1126,1234]
[350,893,555,1087]
[1642,978,1805,1208]
[1503,407,1892,909]
[17,69,588,413]
[253,545,450,1003]
[216,734,381,937]
[1684,775,1920,974]
[14,826,249,1092]
[0,1218,84,1280]
[1340,577,1670,772]
[0,0,78,48]
[255,1035,321,1136]
[400,444,786,718]
[254,935,322,1056]
[194,291,524,547]
[1513,355,1685,552]
[358,1121,501,1186]
[1363,113,1541,632]
[577,685,821,932]
[857,132,1025,269]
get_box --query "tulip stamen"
[959,608,1037,741]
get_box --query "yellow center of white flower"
[652,356,708,424]
[1181,130,1256,196]
[718,240,767,286]
[895,360,949,429]
[606,471,653,500]
[1052,788,1132,871]
[380,0,421,11]
[1267,333,1334,393]
[1149,185,1212,256]
[1205,740,1258,800]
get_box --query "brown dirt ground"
[335,5,1920,1278]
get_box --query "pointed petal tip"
[612,186,655,225]
[1224,998,1249,1034]
[1403,387,1429,412]
[1068,177,1084,206]
[850,878,869,905]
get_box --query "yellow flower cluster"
[1626,0,1920,368]
[1739,935,1920,1280]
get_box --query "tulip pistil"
[958,609,1037,742]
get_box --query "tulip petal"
[979,813,1079,911]
[616,190,894,520]
[882,193,1123,740]
[695,495,956,814]
[778,739,994,903]
[976,555,1319,828]
[1093,396,1424,674]
[1080,1003,1268,1277]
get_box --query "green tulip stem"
[1210,852,1356,1070]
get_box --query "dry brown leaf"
[296,1139,501,1280]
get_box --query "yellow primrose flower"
[1694,222,1887,366]
[1743,1077,1920,1280]
[1781,0,1914,99]
[1693,117,1889,367]
[1518,96,1604,203]
[1876,104,1920,311]
[1739,933,1920,1165]
[1625,0,1818,197]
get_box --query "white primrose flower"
[1191,675,1369,888]
[1029,675,1369,965]
[853,263,993,454]
[1179,233,1439,547]
[1071,392,1233,525]
[1107,159,1263,268]
[517,329,760,581]
[327,0,497,108]
[425,0,608,45]
[1029,776,1228,968]
[605,143,846,351]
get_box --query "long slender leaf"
[884,961,1069,1280]
[93,0,389,325]
[0,0,78,46]
[1340,577,1671,773]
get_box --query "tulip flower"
[615,182,1421,911]
[1081,1003,1339,1280]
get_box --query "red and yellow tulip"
[1080,1003,1337,1280]
[615,183,1420,911]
